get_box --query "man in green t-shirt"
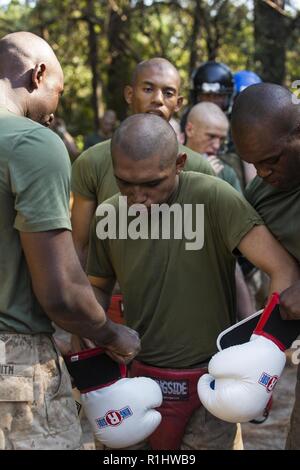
[87,113,299,450]
[231,83,300,449]
[71,58,215,268]
[71,58,217,330]
[0,32,141,450]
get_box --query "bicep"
[20,229,85,308]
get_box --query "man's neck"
[0,83,24,116]
[165,174,180,205]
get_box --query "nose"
[130,186,147,205]
[255,163,273,179]
[211,138,221,153]
[151,89,164,105]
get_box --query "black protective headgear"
[190,61,234,112]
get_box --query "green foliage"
[0,0,299,139]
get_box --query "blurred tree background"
[1,0,300,147]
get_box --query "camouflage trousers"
[0,333,82,450]
[286,364,300,450]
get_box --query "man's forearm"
[235,264,255,320]
[268,263,300,297]
[92,285,112,312]
[44,282,118,346]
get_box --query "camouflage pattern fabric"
[0,333,82,450]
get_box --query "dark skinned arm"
[20,229,140,363]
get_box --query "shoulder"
[77,139,111,165]
[96,192,121,209]
[72,139,111,172]
[179,144,215,176]
[180,170,223,196]
[181,171,249,206]
[12,123,70,172]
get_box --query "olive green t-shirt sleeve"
[212,180,264,253]
[71,149,98,199]
[87,215,116,279]
[9,127,71,232]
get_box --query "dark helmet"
[190,61,234,111]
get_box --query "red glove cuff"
[253,292,300,351]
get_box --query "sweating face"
[28,62,64,127]
[113,149,179,208]
[125,64,182,121]
[234,127,300,190]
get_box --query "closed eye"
[264,154,282,165]
[144,180,161,188]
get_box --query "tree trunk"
[86,0,102,132]
[254,0,287,84]
[106,6,133,120]
[189,0,203,75]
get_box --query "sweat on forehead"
[231,83,300,138]
[111,114,178,165]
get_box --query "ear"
[31,63,46,90]
[175,152,187,174]
[124,85,133,105]
[185,121,194,139]
[175,95,184,112]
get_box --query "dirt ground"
[241,359,298,450]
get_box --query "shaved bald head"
[187,102,228,128]
[112,113,178,168]
[111,114,186,207]
[132,58,181,88]
[0,31,62,78]
[231,83,300,190]
[232,83,300,145]
[0,31,63,126]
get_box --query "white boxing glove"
[198,293,292,423]
[82,376,162,448]
[198,334,285,423]
[65,347,162,448]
